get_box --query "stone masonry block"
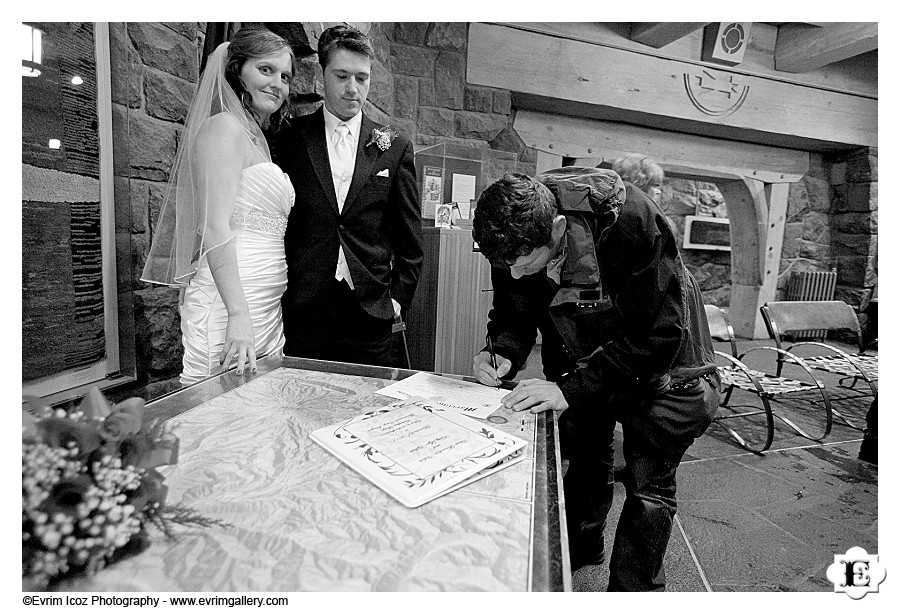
[454,111,507,140]
[391,44,437,77]
[393,23,430,45]
[803,175,831,213]
[801,211,829,242]
[426,22,467,51]
[393,75,420,120]
[134,286,183,377]
[493,89,512,115]
[368,26,393,67]
[797,239,831,262]
[389,117,417,142]
[129,179,149,234]
[148,182,167,240]
[121,109,179,182]
[781,222,803,258]
[464,86,494,113]
[830,161,847,186]
[113,175,132,233]
[367,60,394,116]
[109,23,142,108]
[846,147,878,183]
[833,212,876,235]
[836,255,875,287]
[434,52,465,109]
[162,23,197,38]
[131,232,150,290]
[362,102,390,127]
[128,22,198,82]
[489,126,527,154]
[833,231,875,257]
[144,67,195,123]
[839,182,877,213]
[292,56,319,95]
[419,79,436,106]
[417,107,455,136]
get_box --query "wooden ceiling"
[627,22,877,73]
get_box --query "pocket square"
[376,169,390,177]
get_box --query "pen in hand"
[485,333,499,378]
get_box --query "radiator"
[785,270,838,339]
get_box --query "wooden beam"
[630,22,710,48]
[776,22,877,73]
[469,23,877,150]
[504,22,876,98]
[514,110,809,184]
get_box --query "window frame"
[22,22,135,404]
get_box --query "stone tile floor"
[516,338,879,593]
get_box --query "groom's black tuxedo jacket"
[272,107,423,326]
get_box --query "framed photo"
[683,215,731,251]
[421,166,443,218]
[435,204,453,228]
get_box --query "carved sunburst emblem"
[683,69,750,117]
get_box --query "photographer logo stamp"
[826,546,886,599]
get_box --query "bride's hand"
[221,312,257,376]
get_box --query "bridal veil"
[141,42,271,287]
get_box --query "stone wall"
[274,23,536,170]
[829,147,878,337]
[109,22,206,398]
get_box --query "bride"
[142,28,295,385]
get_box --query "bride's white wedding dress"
[179,162,295,384]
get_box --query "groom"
[274,25,423,367]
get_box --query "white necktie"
[333,122,354,286]
[334,122,352,166]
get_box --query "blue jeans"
[561,375,719,591]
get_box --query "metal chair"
[760,300,877,430]
[705,304,833,453]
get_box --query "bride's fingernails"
[251,368,257,373]
[237,370,243,375]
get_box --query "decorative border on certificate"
[311,397,527,508]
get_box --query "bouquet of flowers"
[22,387,182,590]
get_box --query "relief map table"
[69,356,570,592]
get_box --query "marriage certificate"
[311,397,526,507]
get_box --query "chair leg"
[721,385,735,408]
[774,387,833,442]
[712,392,775,454]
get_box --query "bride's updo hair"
[224,27,295,131]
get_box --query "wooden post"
[719,178,789,338]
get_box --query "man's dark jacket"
[486,167,717,409]
[271,108,423,325]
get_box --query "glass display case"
[414,143,519,224]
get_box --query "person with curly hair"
[471,167,719,591]
[610,153,664,203]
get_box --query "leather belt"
[668,372,713,392]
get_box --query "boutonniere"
[367,126,399,151]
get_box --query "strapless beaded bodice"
[229,162,295,236]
